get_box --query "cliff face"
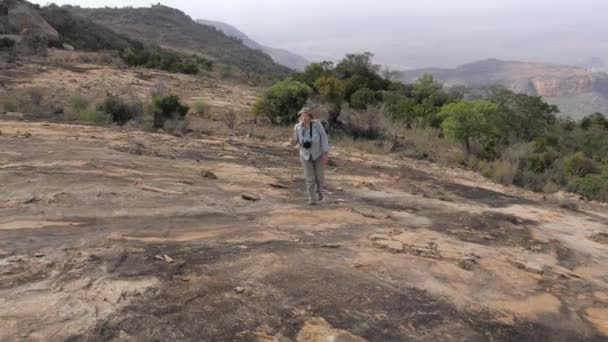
[401,59,608,118]
[531,76,597,98]
[0,0,58,41]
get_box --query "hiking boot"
[307,200,317,206]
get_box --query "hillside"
[38,5,144,52]
[61,4,291,77]
[197,18,309,71]
[400,59,608,119]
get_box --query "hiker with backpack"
[290,107,329,205]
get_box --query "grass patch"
[64,95,108,124]
[189,100,209,116]
[335,135,393,155]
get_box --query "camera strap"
[309,122,313,141]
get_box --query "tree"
[296,62,333,88]
[251,78,312,125]
[334,52,377,79]
[439,101,498,155]
[315,77,345,125]
[581,112,608,130]
[412,74,445,104]
[485,85,558,143]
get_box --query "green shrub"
[564,152,599,177]
[251,78,312,125]
[350,87,379,110]
[65,95,108,124]
[0,37,16,49]
[2,91,30,112]
[151,95,189,129]
[175,61,198,74]
[568,174,608,201]
[1,88,47,115]
[98,96,143,125]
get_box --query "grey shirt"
[293,120,329,160]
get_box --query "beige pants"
[301,156,324,202]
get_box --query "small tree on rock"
[251,78,312,125]
[439,100,497,156]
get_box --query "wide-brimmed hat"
[298,107,313,117]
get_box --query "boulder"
[2,0,59,42]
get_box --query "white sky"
[31,0,608,68]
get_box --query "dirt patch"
[0,220,81,230]
[296,317,367,342]
[586,308,608,336]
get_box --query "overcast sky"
[32,0,608,68]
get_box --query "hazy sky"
[32,0,608,68]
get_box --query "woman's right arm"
[291,125,299,145]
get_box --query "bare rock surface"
[0,120,607,341]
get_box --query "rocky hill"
[401,59,608,119]
[0,0,58,41]
[197,18,309,71]
[62,4,291,77]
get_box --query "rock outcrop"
[0,0,58,41]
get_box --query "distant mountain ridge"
[400,59,608,119]
[196,19,308,72]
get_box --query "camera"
[302,141,312,149]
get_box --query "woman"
[290,107,329,205]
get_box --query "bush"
[151,95,189,129]
[1,88,47,115]
[342,107,391,140]
[16,31,48,56]
[350,87,379,110]
[65,95,108,124]
[189,100,209,116]
[489,160,519,185]
[98,96,134,125]
[396,126,465,165]
[2,91,30,112]
[0,37,16,49]
[563,152,599,177]
[163,118,188,136]
[558,196,579,211]
[568,174,608,201]
[251,78,312,125]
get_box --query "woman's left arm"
[318,122,329,164]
